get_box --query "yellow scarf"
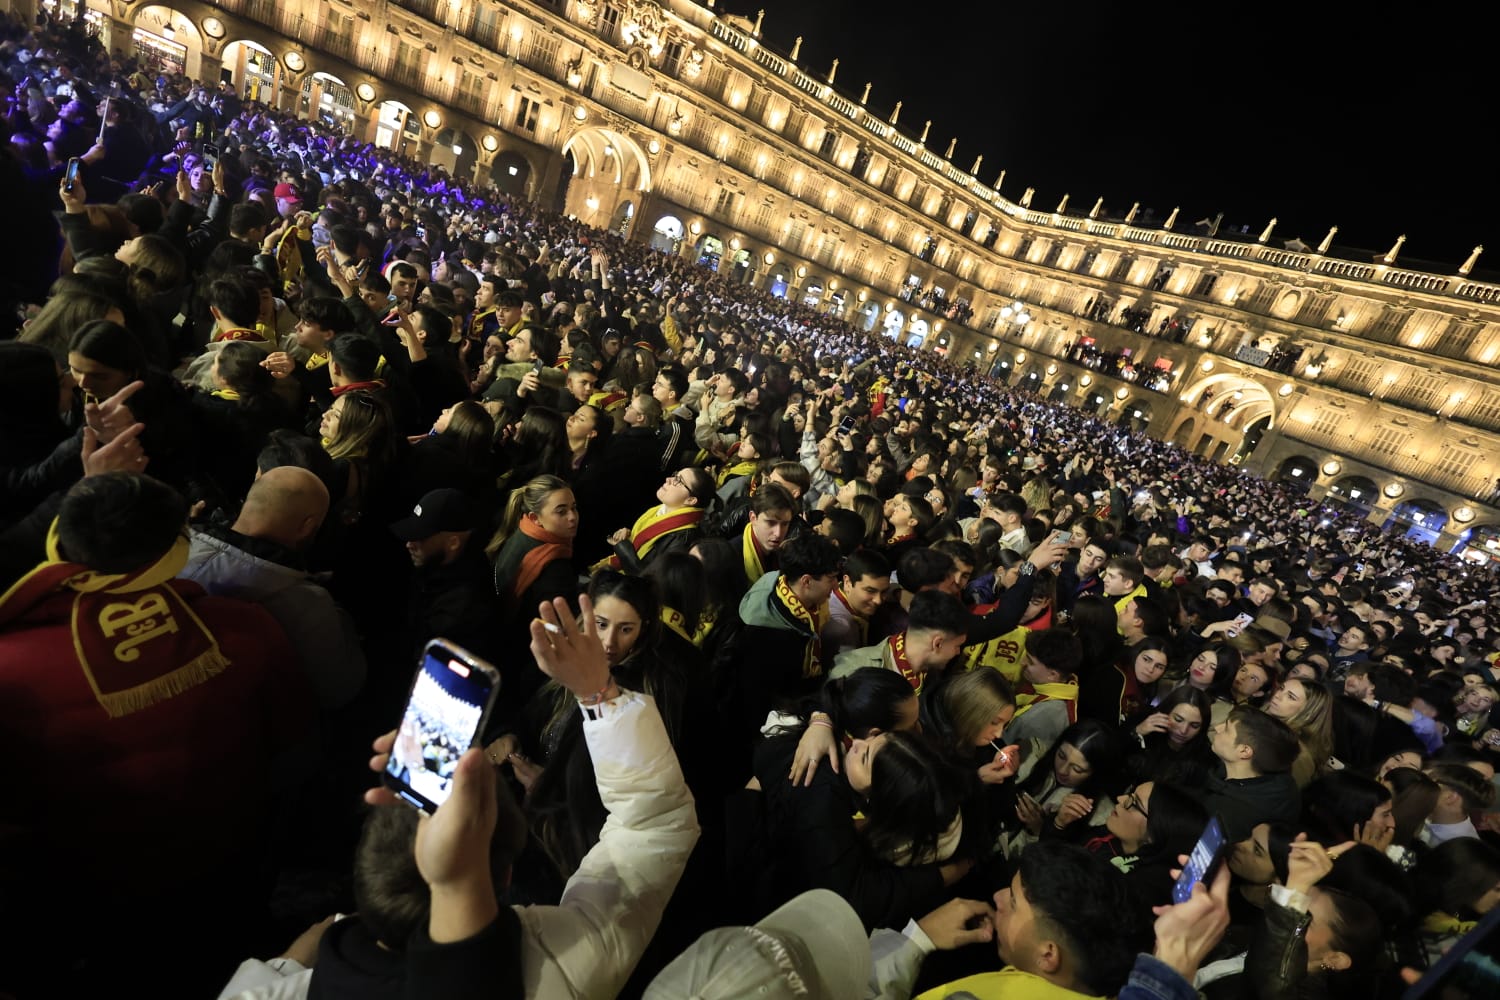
[717,459,759,488]
[964,624,1030,683]
[917,967,1103,1000]
[742,521,770,583]
[305,351,331,370]
[662,606,698,646]
[0,523,227,718]
[774,574,827,680]
[211,388,241,401]
[1422,911,1477,937]
[1014,679,1080,722]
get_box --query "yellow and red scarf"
[830,588,869,649]
[889,630,924,692]
[0,523,227,718]
[611,504,704,570]
[661,606,698,646]
[774,574,827,680]
[1012,679,1080,725]
[742,521,772,583]
[213,326,271,345]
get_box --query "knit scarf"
[717,459,759,488]
[774,575,826,680]
[1013,679,1080,724]
[889,630,924,692]
[495,516,573,608]
[742,521,772,583]
[611,504,704,570]
[0,522,227,718]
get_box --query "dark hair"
[656,365,688,400]
[1128,596,1170,638]
[1382,767,1439,845]
[908,590,970,639]
[821,667,918,738]
[300,296,356,335]
[1414,838,1500,919]
[207,275,262,329]
[214,341,277,400]
[68,319,144,376]
[330,333,382,381]
[750,482,796,518]
[1152,685,1214,747]
[1017,841,1151,995]
[1139,781,1209,861]
[256,429,337,488]
[689,535,747,611]
[1019,718,1122,801]
[1027,628,1083,679]
[1427,763,1497,811]
[1106,555,1146,588]
[861,730,964,870]
[1303,771,1391,844]
[778,532,840,584]
[842,548,891,585]
[587,570,661,659]
[821,509,868,553]
[895,547,954,591]
[676,467,717,509]
[353,774,526,948]
[56,473,187,572]
[1317,888,1384,992]
[1226,705,1299,774]
[644,550,706,632]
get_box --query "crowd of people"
[4,11,1500,1000]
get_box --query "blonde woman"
[1264,677,1334,788]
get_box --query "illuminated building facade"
[19,0,1500,557]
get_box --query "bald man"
[181,467,366,708]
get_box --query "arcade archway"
[131,6,202,78]
[490,151,532,198]
[301,72,355,130]
[649,214,684,254]
[375,100,416,152]
[1386,497,1447,544]
[1178,372,1278,432]
[221,39,278,101]
[1274,455,1319,487]
[560,127,652,225]
[432,127,478,180]
[1328,475,1378,506]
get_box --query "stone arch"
[375,100,415,152]
[1329,475,1378,504]
[561,126,653,226]
[490,150,533,198]
[131,5,204,78]
[221,39,278,101]
[1274,455,1319,484]
[648,214,685,254]
[1178,372,1278,432]
[302,71,355,129]
[1390,497,1448,533]
[1169,415,1198,447]
[432,126,478,180]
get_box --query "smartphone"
[382,639,502,814]
[1172,816,1227,904]
[837,415,856,436]
[1051,530,1070,546]
[1231,612,1254,631]
[531,359,545,375]
[415,225,427,240]
[201,141,218,172]
[64,157,81,193]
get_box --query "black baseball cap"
[390,489,476,541]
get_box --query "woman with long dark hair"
[749,667,968,930]
[1126,684,1216,789]
[1003,718,1123,859]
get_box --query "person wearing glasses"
[600,467,715,572]
[1072,780,1209,907]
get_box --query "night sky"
[729,2,1494,274]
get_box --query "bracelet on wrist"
[578,679,619,707]
[810,716,833,730]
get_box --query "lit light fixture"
[1059,384,1069,391]
[422,109,442,129]
[284,51,306,72]
[763,251,775,265]
[1321,460,1342,477]
[356,82,377,103]
[1015,352,1027,364]
[1454,506,1477,523]
[162,24,175,42]
[689,221,702,235]
[482,134,499,152]
[1132,410,1143,418]
[566,60,584,88]
[202,16,225,39]
[1045,363,1057,375]
[1200,359,1214,372]
[1080,375,1092,387]
[1278,382,1293,397]
[1115,387,1129,400]
[507,166,519,176]
[668,113,684,136]
[647,138,661,155]
[729,238,741,251]
[1383,482,1405,499]
[603,144,614,156]
[1349,489,1363,500]
[585,195,599,211]
[574,105,588,121]
[1290,468,1303,477]
[452,144,463,156]
[796,266,808,278]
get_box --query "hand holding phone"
[1172,817,1227,904]
[63,157,81,194]
[382,639,502,814]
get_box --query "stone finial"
[944,137,956,159]
[827,58,838,84]
[1257,217,1277,243]
[994,169,1005,191]
[1316,226,1338,253]
[971,154,983,175]
[753,8,764,36]
[889,101,901,125]
[1163,206,1179,230]
[1125,202,1139,224]
[1088,196,1103,219]
[1382,234,1407,265]
[1459,245,1484,276]
[860,81,871,105]
[919,119,931,144]
[789,35,801,60]
[1056,193,1069,214]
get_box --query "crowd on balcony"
[5,12,1500,1000]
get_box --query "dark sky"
[729,2,1493,271]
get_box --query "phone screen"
[838,416,855,435]
[382,640,501,814]
[64,157,81,193]
[1172,817,1227,903]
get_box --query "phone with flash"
[382,638,502,814]
[64,157,81,193]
